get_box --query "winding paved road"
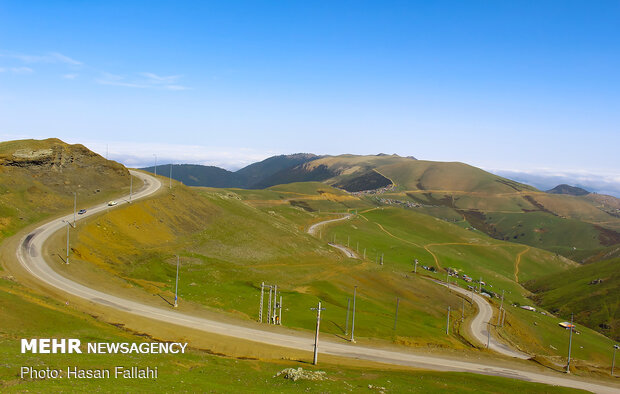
[14,171,618,393]
[443,281,530,359]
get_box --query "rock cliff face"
[0,139,127,177]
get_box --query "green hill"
[525,257,620,341]
[0,138,134,238]
[547,184,590,196]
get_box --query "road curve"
[14,172,618,393]
[308,214,359,258]
[311,216,527,358]
[444,281,530,359]
[307,213,352,236]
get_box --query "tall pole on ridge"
[174,255,179,308]
[66,222,70,264]
[259,282,264,323]
[345,297,350,335]
[566,313,574,373]
[351,286,357,343]
[393,297,400,332]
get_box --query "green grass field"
[1,277,588,393]
[525,257,620,342]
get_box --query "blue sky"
[1,1,619,188]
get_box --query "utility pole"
[174,255,179,307]
[267,286,273,324]
[73,192,77,226]
[566,313,574,373]
[65,222,70,264]
[497,289,504,325]
[393,297,400,332]
[501,308,506,327]
[380,253,384,265]
[273,285,278,324]
[278,295,283,325]
[613,344,619,376]
[259,282,264,323]
[310,301,325,365]
[446,306,450,335]
[345,298,350,335]
[351,286,357,343]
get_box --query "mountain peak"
[546,184,590,196]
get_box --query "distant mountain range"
[141,153,417,191]
[141,153,319,189]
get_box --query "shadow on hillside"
[156,293,174,307]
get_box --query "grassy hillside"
[65,184,474,350]
[0,138,135,239]
[144,153,620,262]
[323,207,617,366]
[525,257,620,341]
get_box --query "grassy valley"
[525,257,620,341]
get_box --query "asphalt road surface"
[15,171,618,393]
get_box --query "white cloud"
[0,66,34,74]
[97,71,191,91]
[62,73,78,80]
[140,72,180,83]
[11,66,34,74]
[49,52,82,66]
[1,51,82,66]
[165,84,192,91]
[73,139,279,170]
[489,167,620,197]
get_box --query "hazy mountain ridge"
[141,153,320,189]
